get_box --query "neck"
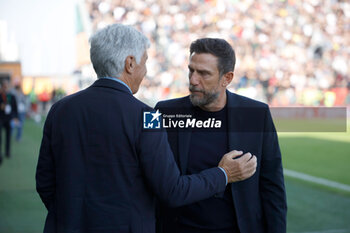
[117,75,133,93]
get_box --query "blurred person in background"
[39,88,50,116]
[0,80,18,164]
[29,88,42,123]
[36,24,257,233]
[11,84,29,142]
[50,88,66,105]
[156,38,287,233]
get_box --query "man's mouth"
[189,88,203,93]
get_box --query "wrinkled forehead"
[189,52,219,72]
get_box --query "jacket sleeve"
[260,106,287,233]
[35,106,56,211]
[137,119,226,208]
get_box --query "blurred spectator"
[38,89,50,115]
[82,0,350,107]
[11,84,29,142]
[347,83,350,105]
[29,89,41,123]
[51,88,66,105]
[0,80,18,161]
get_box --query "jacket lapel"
[178,130,192,174]
[226,91,244,203]
[227,90,242,152]
[177,97,193,174]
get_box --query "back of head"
[190,38,236,77]
[89,24,150,78]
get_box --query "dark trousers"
[0,120,12,157]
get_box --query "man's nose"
[189,72,200,86]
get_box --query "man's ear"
[125,56,136,74]
[222,71,234,87]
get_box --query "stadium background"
[0,0,349,232]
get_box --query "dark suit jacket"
[35,79,227,233]
[155,91,287,233]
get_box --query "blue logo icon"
[143,110,162,129]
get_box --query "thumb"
[226,150,243,159]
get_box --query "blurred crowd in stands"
[84,0,350,107]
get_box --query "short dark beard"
[189,85,220,107]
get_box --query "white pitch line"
[284,169,350,193]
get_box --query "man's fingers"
[237,152,252,162]
[248,155,257,174]
[226,150,243,159]
[222,151,258,183]
[240,155,257,179]
[250,157,257,176]
[246,155,257,168]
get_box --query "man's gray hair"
[89,24,150,78]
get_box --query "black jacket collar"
[91,78,132,95]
